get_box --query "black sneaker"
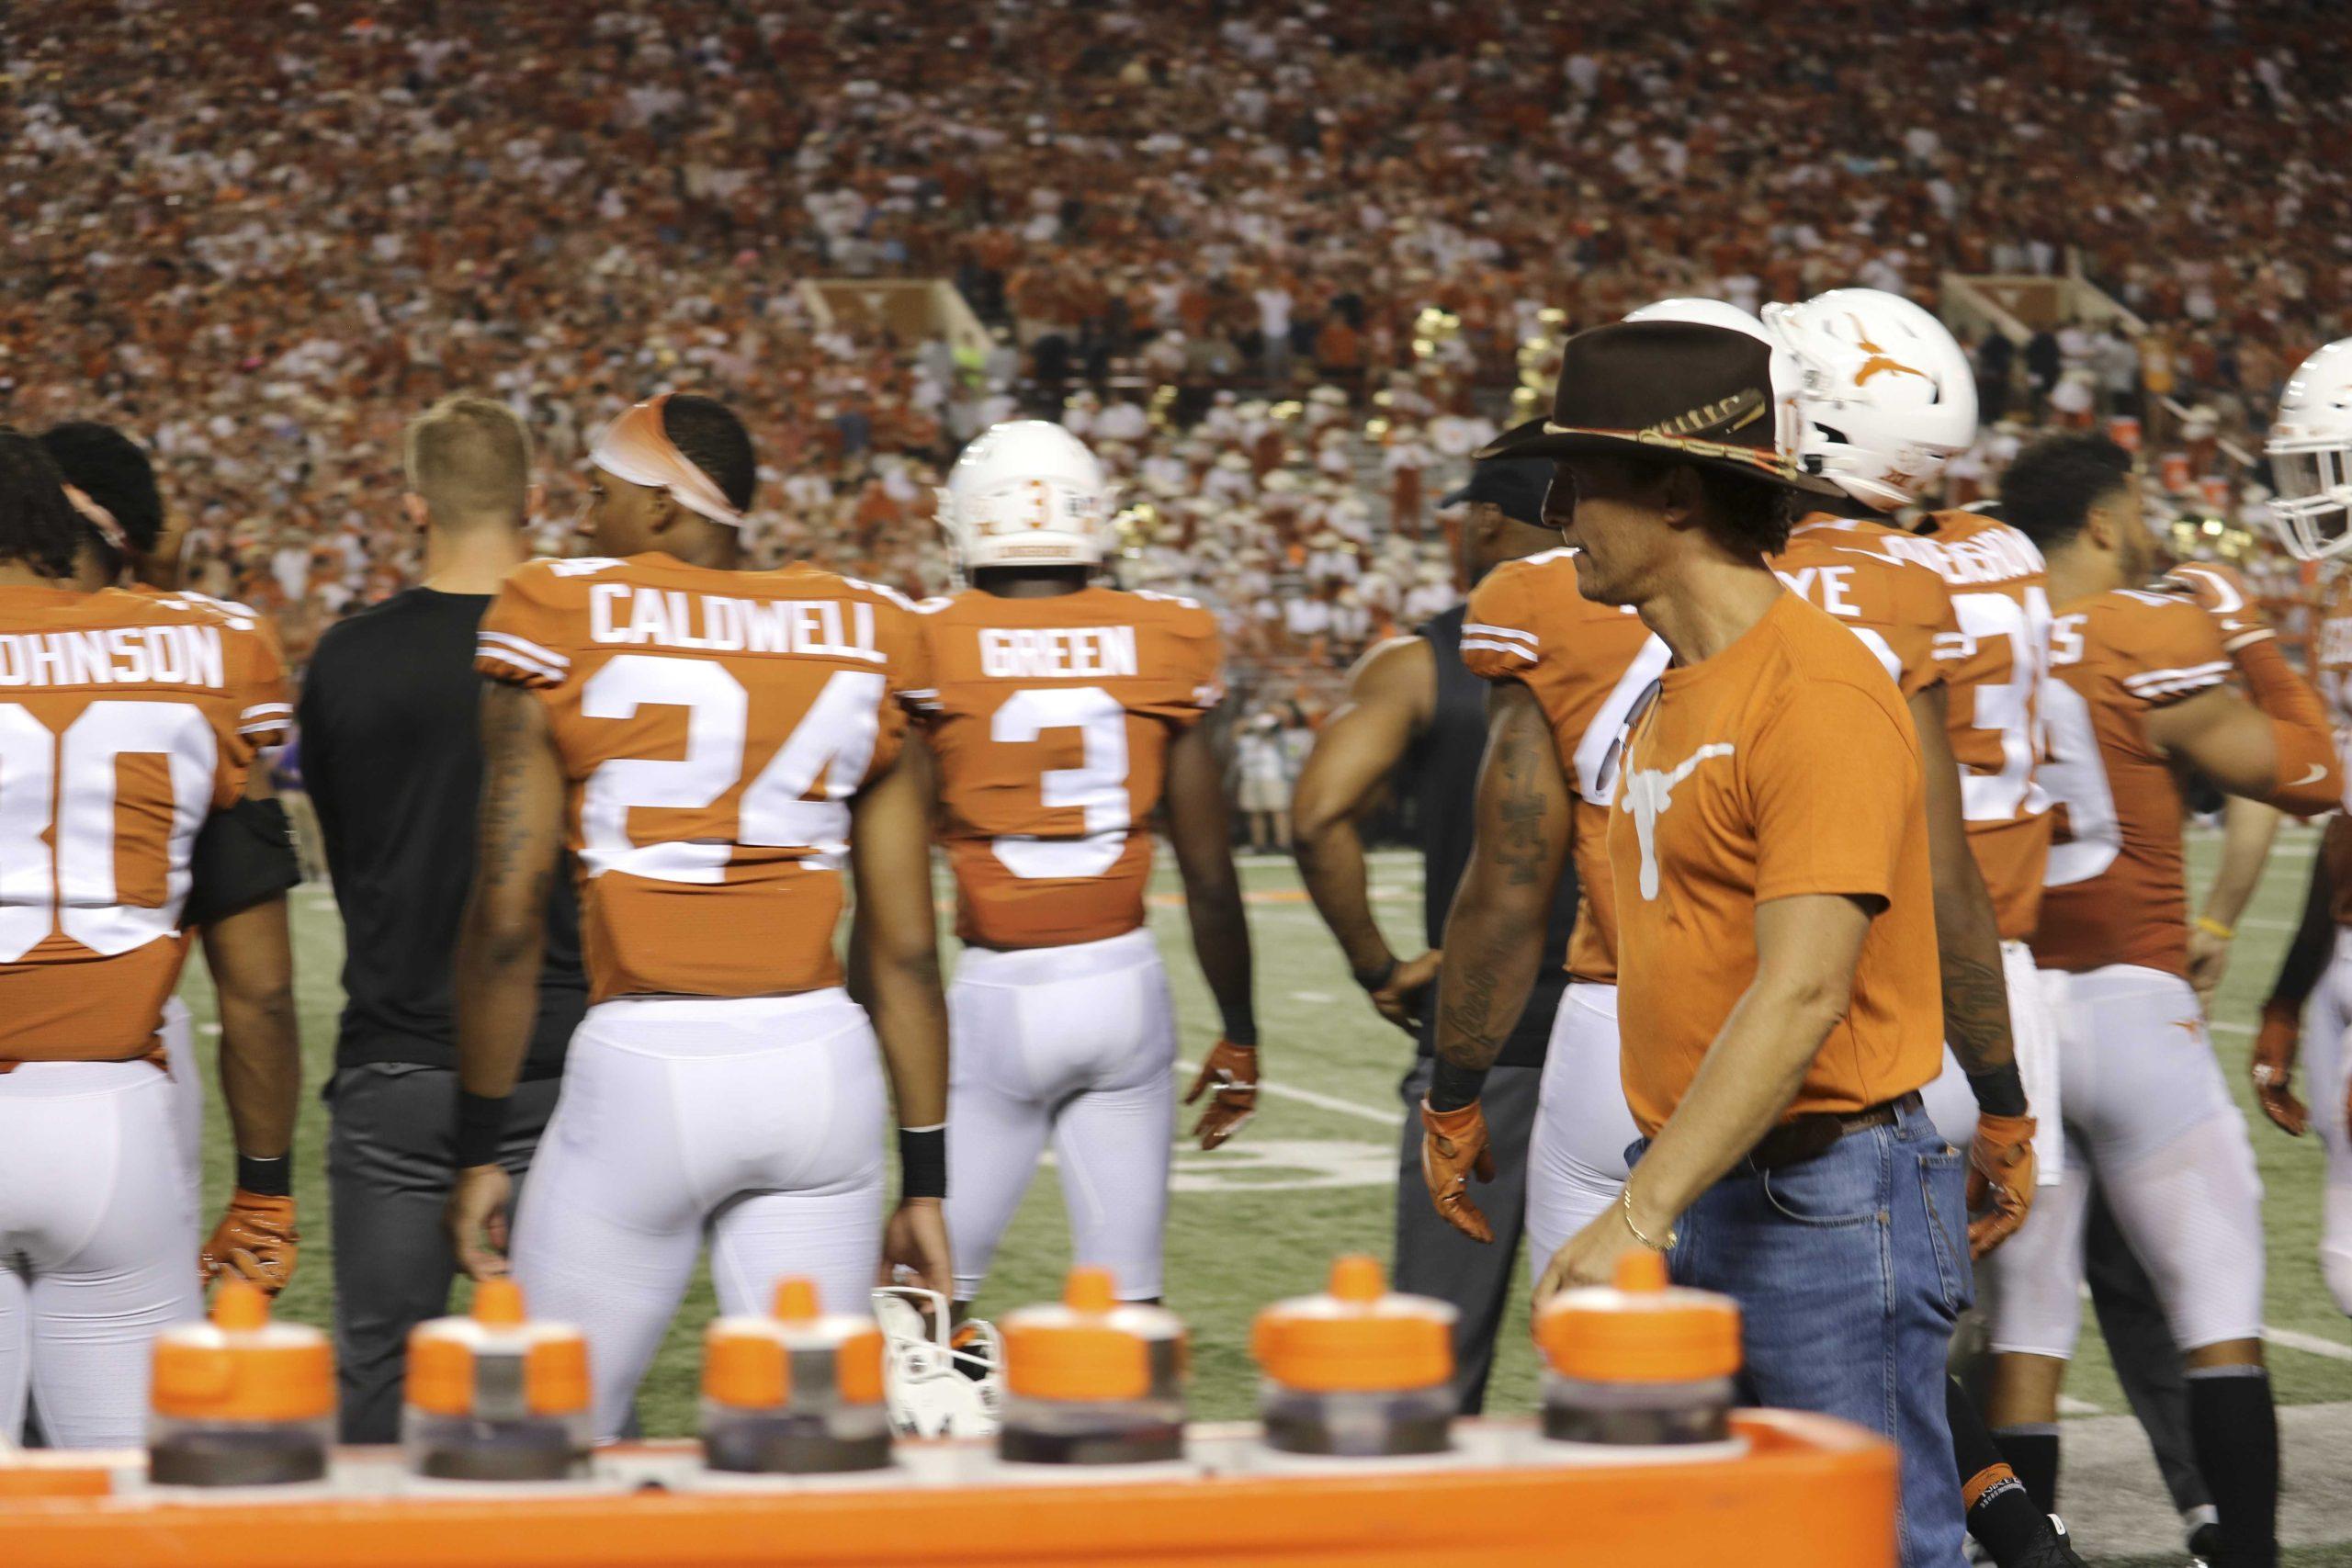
[2013,1515,2088,1568]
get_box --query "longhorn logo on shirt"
[1620,742,1736,900]
[1849,316,1932,388]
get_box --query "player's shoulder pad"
[2093,582,2231,699]
[137,585,268,634]
[1131,585,1221,640]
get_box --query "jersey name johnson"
[921,585,1222,950]
[2032,586,2229,978]
[0,585,289,1060]
[1460,548,1662,986]
[477,555,931,1004]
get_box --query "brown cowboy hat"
[1476,320,1844,497]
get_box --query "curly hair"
[661,394,757,513]
[0,429,92,581]
[1697,466,1798,556]
[2002,433,2133,549]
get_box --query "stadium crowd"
[4,0,2344,685]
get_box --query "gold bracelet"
[2196,915,2235,941]
[1619,1186,1678,1253]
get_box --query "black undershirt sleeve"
[183,796,301,929]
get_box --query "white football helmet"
[938,420,1116,575]
[871,1285,1003,1439]
[1763,288,1978,511]
[2267,337,2352,560]
[1623,297,1805,468]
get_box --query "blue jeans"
[1635,1100,1972,1568]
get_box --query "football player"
[1984,433,2339,1568]
[2250,338,2352,1323]
[444,393,951,1440]
[0,431,296,1446]
[1289,454,1577,1411]
[36,422,306,1296]
[918,421,1255,1312]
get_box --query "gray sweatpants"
[325,1063,560,1443]
[1392,1055,1541,1414]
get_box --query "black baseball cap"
[1439,457,1555,526]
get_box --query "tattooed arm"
[452,682,570,1103]
[1910,685,2018,1089]
[1426,680,1575,1110]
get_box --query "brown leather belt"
[1746,1090,1923,1172]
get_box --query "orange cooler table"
[0,1412,1894,1567]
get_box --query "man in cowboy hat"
[1468,320,1970,1565]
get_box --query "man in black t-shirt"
[1289,459,1571,1409]
[297,396,585,1441]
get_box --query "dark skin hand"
[1291,637,1437,1029]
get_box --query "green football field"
[180,827,2352,1561]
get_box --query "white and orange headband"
[589,393,743,528]
[62,484,129,558]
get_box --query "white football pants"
[1917,941,2065,1183]
[0,1059,202,1448]
[944,928,1176,1303]
[1523,982,1642,1268]
[1984,964,2265,1358]
[160,995,200,1192]
[2302,930,2352,1316]
[511,991,887,1441]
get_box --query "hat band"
[592,395,744,529]
[1541,423,1798,480]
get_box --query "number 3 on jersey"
[578,655,883,881]
[990,686,1130,879]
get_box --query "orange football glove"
[2165,562,2273,653]
[2252,999,2308,1136]
[1964,1113,2036,1259]
[201,1190,299,1296]
[1185,1040,1259,1150]
[1419,1099,1496,1244]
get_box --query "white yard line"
[2267,1325,2352,1363]
[1177,1061,1398,1126]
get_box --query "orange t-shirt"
[1607,592,1941,1135]
[918,584,1223,949]
[0,583,289,1060]
[1460,548,1665,985]
[1917,511,2058,941]
[1770,513,1966,701]
[477,553,931,1004]
[2033,585,2231,977]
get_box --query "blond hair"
[404,395,530,525]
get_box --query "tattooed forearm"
[1492,730,1552,887]
[1940,948,2015,1075]
[1436,948,1511,1072]
[474,686,537,897]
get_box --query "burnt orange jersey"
[919,584,1223,949]
[1917,510,2056,941]
[2032,585,2231,977]
[477,553,930,1004]
[1461,548,1666,986]
[1770,513,1966,701]
[0,583,289,1059]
